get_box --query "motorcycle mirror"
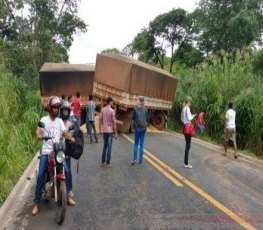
[38,121,45,128]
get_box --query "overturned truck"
[93,54,177,133]
[39,54,177,133]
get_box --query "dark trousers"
[184,134,192,165]
[102,133,113,164]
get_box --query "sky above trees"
[68,0,199,64]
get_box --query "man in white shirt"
[223,101,238,158]
[32,96,75,216]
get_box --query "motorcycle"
[37,121,67,225]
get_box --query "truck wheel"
[151,112,165,130]
[117,110,132,134]
[117,116,132,133]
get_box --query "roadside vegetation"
[0,0,87,205]
[170,50,263,156]
[0,64,43,204]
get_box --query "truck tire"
[117,110,132,134]
[151,112,165,130]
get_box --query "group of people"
[97,95,148,167]
[32,96,77,216]
[181,96,238,169]
[32,92,238,216]
[32,93,148,216]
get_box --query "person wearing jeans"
[133,130,146,164]
[182,96,196,169]
[86,94,98,143]
[102,133,113,164]
[131,96,148,166]
[99,97,117,167]
[32,96,75,216]
[34,154,48,204]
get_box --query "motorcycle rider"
[60,101,76,205]
[32,96,75,216]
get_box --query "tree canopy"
[193,0,263,54]
[0,0,87,82]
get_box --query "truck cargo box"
[39,62,95,105]
[94,54,177,110]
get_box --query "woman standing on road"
[182,96,196,169]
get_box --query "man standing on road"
[71,92,82,127]
[223,101,238,159]
[131,96,148,166]
[86,94,98,143]
[99,97,117,168]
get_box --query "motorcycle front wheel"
[55,180,67,225]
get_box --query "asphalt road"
[2,132,263,230]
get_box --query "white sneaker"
[184,164,192,169]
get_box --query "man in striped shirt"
[86,94,98,143]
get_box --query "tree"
[0,0,26,41]
[132,28,166,69]
[149,8,195,72]
[193,0,263,54]
[175,43,204,67]
[0,0,87,81]
[101,48,124,55]
[122,43,135,57]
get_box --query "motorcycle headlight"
[56,151,65,164]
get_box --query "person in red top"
[196,112,205,136]
[71,92,82,127]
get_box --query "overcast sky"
[68,0,200,64]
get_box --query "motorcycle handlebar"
[42,137,53,141]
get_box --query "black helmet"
[60,101,71,120]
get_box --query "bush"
[172,49,263,156]
[0,65,43,205]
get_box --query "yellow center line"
[122,133,256,230]
[144,155,183,187]
[123,134,182,187]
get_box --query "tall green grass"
[0,64,43,205]
[171,50,263,156]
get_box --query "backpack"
[66,125,84,160]
[133,106,148,129]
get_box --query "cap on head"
[138,95,144,102]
